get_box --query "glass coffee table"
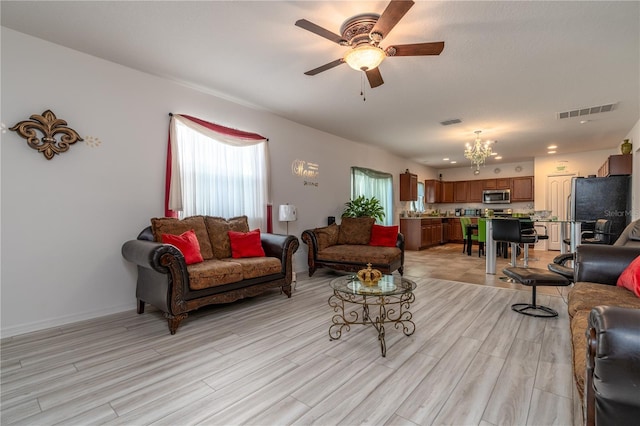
[328,274,416,357]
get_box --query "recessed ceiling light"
[443,157,449,161]
[548,150,556,154]
[494,156,502,160]
[547,145,557,149]
[450,161,457,164]
[580,120,589,124]
[490,152,498,156]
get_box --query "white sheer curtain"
[350,167,393,225]
[169,115,269,230]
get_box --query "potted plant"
[342,195,385,223]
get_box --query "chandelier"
[464,130,493,175]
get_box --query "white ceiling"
[2,1,639,169]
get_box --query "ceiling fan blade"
[295,19,345,45]
[371,0,415,40]
[365,68,384,88]
[387,41,445,56]
[304,59,345,76]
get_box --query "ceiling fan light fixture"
[344,45,386,71]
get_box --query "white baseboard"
[0,303,135,339]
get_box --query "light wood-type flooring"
[1,244,577,425]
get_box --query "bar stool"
[492,219,538,268]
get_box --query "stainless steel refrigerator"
[569,176,631,243]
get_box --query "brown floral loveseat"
[301,217,404,277]
[122,215,299,334]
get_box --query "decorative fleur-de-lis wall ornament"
[10,110,83,160]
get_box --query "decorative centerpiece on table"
[357,263,383,286]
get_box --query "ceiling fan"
[295,0,445,89]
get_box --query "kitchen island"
[400,217,480,250]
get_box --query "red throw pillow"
[161,229,204,265]
[228,229,266,258]
[617,255,640,298]
[369,224,399,247]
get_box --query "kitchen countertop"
[399,216,482,219]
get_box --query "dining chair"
[460,217,478,254]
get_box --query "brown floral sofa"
[301,217,404,277]
[566,244,640,423]
[122,215,299,334]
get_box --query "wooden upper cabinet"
[511,176,534,201]
[441,181,454,203]
[400,172,418,201]
[468,180,484,202]
[454,181,469,202]
[598,154,632,177]
[496,178,511,189]
[425,179,441,203]
[482,179,497,190]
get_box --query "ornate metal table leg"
[328,291,355,340]
[362,296,388,357]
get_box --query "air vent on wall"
[440,118,462,126]
[557,103,617,119]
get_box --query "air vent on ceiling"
[440,118,462,126]
[557,103,617,119]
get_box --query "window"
[167,115,268,230]
[414,181,425,213]
[350,167,393,225]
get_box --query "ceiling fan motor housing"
[340,14,380,46]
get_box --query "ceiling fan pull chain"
[360,72,366,102]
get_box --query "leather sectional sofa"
[301,217,404,277]
[122,215,299,334]
[567,244,640,425]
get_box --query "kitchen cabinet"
[432,221,443,244]
[448,218,464,242]
[442,222,450,242]
[441,182,454,203]
[511,176,534,201]
[400,172,418,201]
[425,179,441,203]
[400,218,442,250]
[496,178,511,189]
[468,180,484,202]
[454,181,469,202]
[598,154,632,177]
[482,179,497,190]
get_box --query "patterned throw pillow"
[314,223,339,251]
[337,217,375,245]
[151,216,214,259]
[205,216,250,259]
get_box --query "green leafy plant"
[342,195,385,222]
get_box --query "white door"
[547,174,575,250]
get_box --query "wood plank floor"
[1,245,576,425]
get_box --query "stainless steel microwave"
[483,189,511,204]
